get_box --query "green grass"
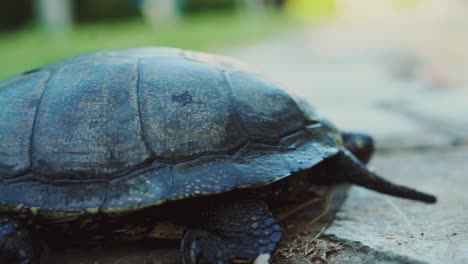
[0,12,292,80]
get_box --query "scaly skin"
[0,217,39,264]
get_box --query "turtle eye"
[340,132,374,164]
[354,138,366,149]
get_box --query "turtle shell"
[0,47,342,219]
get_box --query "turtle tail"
[335,149,436,203]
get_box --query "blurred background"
[0,0,466,85]
[0,0,434,81]
[0,0,467,86]
[1,0,299,80]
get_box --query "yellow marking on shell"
[85,207,99,214]
[30,207,40,215]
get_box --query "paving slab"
[325,146,468,264]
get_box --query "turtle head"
[340,132,374,164]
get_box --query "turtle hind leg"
[181,200,281,264]
[336,149,436,203]
[0,217,40,264]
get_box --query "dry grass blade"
[305,226,326,256]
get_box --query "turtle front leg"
[0,217,40,264]
[181,200,281,264]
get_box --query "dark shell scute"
[0,179,48,210]
[0,71,50,177]
[233,144,291,186]
[45,181,107,212]
[138,58,247,161]
[102,164,173,212]
[228,71,306,144]
[0,178,106,213]
[32,56,151,179]
[280,128,338,172]
[171,156,240,199]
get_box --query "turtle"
[0,47,436,264]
